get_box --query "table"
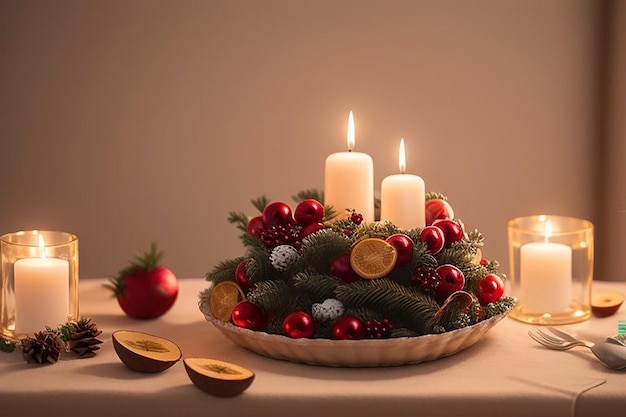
[1,278,624,417]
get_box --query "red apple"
[432,219,464,248]
[419,226,445,255]
[386,234,414,266]
[476,273,504,306]
[108,243,179,319]
[262,202,293,227]
[294,199,325,226]
[329,253,360,283]
[435,264,465,304]
[425,199,455,226]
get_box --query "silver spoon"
[546,327,626,370]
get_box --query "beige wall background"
[0,0,623,282]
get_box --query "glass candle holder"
[507,215,593,325]
[1,230,79,339]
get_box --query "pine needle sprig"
[247,280,293,313]
[251,196,270,213]
[335,278,440,335]
[205,257,244,285]
[227,211,249,233]
[292,272,342,301]
[297,229,351,273]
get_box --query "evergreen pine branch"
[296,229,351,273]
[227,211,249,233]
[292,272,342,301]
[344,306,382,322]
[335,278,440,335]
[390,327,419,338]
[240,232,268,253]
[247,280,293,312]
[205,257,244,284]
[246,248,280,284]
[350,221,401,242]
[483,296,516,318]
[251,196,270,213]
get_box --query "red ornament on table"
[434,264,466,304]
[425,199,455,226]
[476,273,504,306]
[294,199,325,226]
[329,253,361,283]
[331,315,366,340]
[231,301,267,331]
[385,234,414,266]
[282,311,317,338]
[419,226,445,255]
[432,219,464,248]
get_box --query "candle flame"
[544,220,553,243]
[398,138,406,174]
[38,234,47,258]
[347,111,355,151]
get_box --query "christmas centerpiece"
[200,190,515,367]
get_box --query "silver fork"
[528,327,626,370]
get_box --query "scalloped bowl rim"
[199,295,508,367]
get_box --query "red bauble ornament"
[425,199,455,226]
[385,234,414,266]
[294,199,325,226]
[329,253,360,283]
[476,273,504,306]
[299,222,326,239]
[247,215,265,237]
[231,301,267,331]
[432,219,464,248]
[235,259,252,292]
[282,311,317,338]
[419,226,445,255]
[262,202,293,227]
[331,315,366,340]
[434,264,465,304]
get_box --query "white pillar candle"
[14,236,70,334]
[380,138,425,229]
[519,221,572,313]
[324,111,375,222]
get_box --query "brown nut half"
[184,358,255,397]
[112,330,182,373]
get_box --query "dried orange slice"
[209,281,246,322]
[350,238,398,279]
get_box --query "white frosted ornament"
[312,298,345,322]
[269,245,299,271]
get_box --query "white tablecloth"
[1,278,624,417]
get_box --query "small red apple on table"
[107,242,179,319]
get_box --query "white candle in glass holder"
[380,138,425,229]
[14,235,70,334]
[520,221,572,313]
[324,111,375,222]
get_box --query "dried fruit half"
[184,358,255,397]
[112,330,182,372]
[209,281,246,322]
[350,238,398,279]
[591,291,624,318]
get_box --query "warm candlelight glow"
[398,138,406,174]
[544,221,553,243]
[347,111,355,151]
[38,234,47,258]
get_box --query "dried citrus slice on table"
[350,238,398,279]
[209,281,246,322]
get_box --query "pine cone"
[21,331,65,365]
[69,317,103,358]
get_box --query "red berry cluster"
[365,318,394,339]
[411,266,440,295]
[248,199,326,249]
